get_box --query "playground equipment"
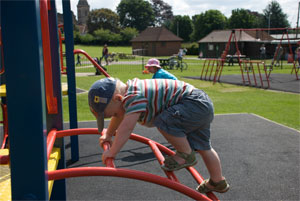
[200,59,224,83]
[200,28,300,87]
[0,1,220,200]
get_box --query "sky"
[56,0,300,27]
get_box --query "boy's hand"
[99,132,113,147]
[102,149,115,165]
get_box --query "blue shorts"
[154,89,214,150]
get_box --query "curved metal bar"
[55,128,219,201]
[47,167,212,201]
[73,49,110,77]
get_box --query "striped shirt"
[122,78,194,127]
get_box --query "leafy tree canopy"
[87,8,120,34]
[117,0,155,31]
[151,0,174,26]
[228,9,257,29]
[191,10,227,41]
[263,0,290,33]
[169,15,193,42]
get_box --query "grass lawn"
[60,45,300,131]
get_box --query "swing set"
[201,28,300,88]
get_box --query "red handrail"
[73,49,110,77]
[40,0,57,114]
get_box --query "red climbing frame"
[200,59,225,84]
[240,60,271,88]
[46,128,220,201]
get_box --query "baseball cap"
[88,77,116,133]
[145,58,161,68]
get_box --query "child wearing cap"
[88,77,229,194]
[145,58,177,80]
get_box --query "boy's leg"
[197,149,224,182]
[157,128,192,165]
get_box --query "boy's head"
[145,58,161,73]
[88,77,116,132]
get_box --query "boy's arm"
[99,115,124,146]
[102,112,140,163]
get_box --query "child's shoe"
[196,178,229,193]
[161,151,197,171]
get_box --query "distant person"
[274,44,283,67]
[76,54,81,66]
[178,48,184,61]
[101,44,109,66]
[145,58,177,80]
[260,44,266,61]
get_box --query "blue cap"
[88,78,116,132]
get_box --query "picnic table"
[226,55,249,66]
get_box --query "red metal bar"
[216,59,225,82]
[55,128,219,200]
[201,60,207,79]
[263,63,271,88]
[256,62,264,88]
[212,60,220,82]
[1,103,8,149]
[40,0,57,114]
[205,60,213,80]
[245,62,251,86]
[47,129,57,160]
[47,167,212,201]
[73,49,110,78]
[102,142,115,168]
[148,140,179,182]
[234,27,300,32]
[208,60,215,81]
[250,62,257,87]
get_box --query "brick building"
[131,27,183,56]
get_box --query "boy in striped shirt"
[88,77,229,194]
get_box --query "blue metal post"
[48,0,66,199]
[1,0,48,200]
[62,0,79,162]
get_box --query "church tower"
[77,0,90,25]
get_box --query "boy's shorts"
[154,89,214,151]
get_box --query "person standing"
[260,44,266,61]
[101,44,109,66]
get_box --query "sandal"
[196,178,230,194]
[161,151,197,171]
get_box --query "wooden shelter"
[131,27,183,56]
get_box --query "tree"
[169,15,192,42]
[150,0,173,26]
[117,0,155,31]
[191,10,227,41]
[263,1,290,33]
[120,27,139,44]
[87,8,120,34]
[228,9,256,29]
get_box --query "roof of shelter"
[198,30,274,43]
[131,27,183,42]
